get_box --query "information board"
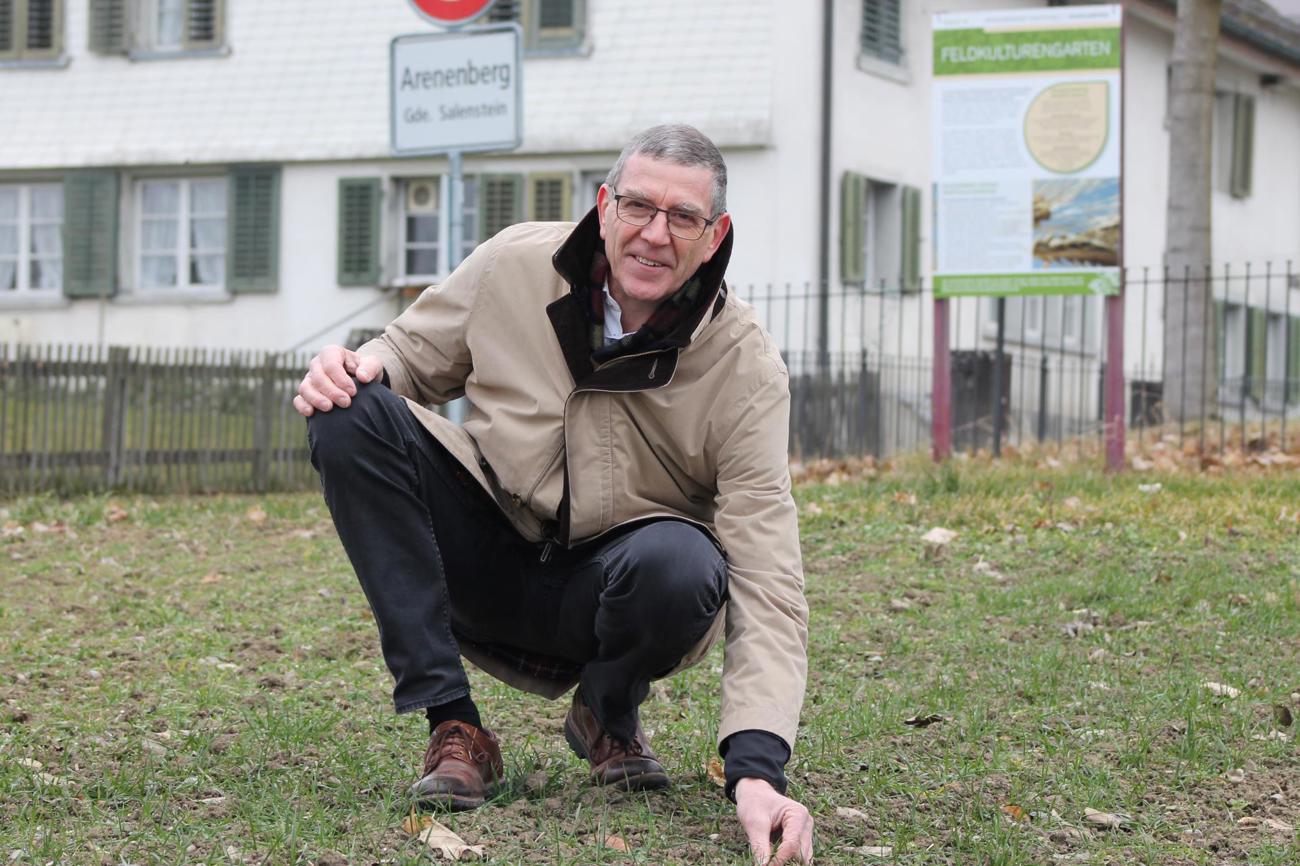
[931,5,1123,298]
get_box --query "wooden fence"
[0,344,317,496]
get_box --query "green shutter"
[1214,299,1226,381]
[528,173,571,222]
[0,1,12,55]
[89,0,126,54]
[1230,94,1254,199]
[183,0,221,50]
[338,178,382,286]
[63,169,119,299]
[26,0,57,53]
[2,0,62,58]
[487,0,519,22]
[1287,316,1300,404]
[479,174,524,241]
[1247,307,1267,402]
[840,172,865,285]
[860,0,902,64]
[227,166,280,294]
[899,184,921,291]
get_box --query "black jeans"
[306,382,728,740]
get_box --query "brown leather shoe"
[563,689,670,790]
[410,720,503,810]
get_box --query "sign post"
[392,6,521,270]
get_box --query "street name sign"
[407,0,496,27]
[390,25,522,155]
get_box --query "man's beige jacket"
[358,213,808,752]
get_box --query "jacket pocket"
[521,437,565,514]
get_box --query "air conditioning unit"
[406,179,438,214]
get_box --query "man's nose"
[639,209,672,243]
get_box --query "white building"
[2,0,1297,432]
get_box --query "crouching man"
[296,124,812,864]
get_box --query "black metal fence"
[2,263,1296,495]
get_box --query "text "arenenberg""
[400,60,512,91]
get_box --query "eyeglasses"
[612,193,719,241]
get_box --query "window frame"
[392,174,483,286]
[129,174,230,297]
[100,0,228,60]
[0,181,64,297]
[0,0,65,65]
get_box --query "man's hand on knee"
[735,777,814,864]
[294,344,385,417]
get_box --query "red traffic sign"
[407,0,496,26]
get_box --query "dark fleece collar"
[550,207,733,362]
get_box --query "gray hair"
[605,124,728,216]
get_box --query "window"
[528,173,572,222]
[487,0,584,53]
[859,0,902,65]
[89,0,223,56]
[579,170,606,215]
[398,176,481,283]
[1213,91,1254,198]
[0,0,63,61]
[135,177,227,292]
[840,172,920,290]
[0,183,63,294]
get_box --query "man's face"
[597,154,731,312]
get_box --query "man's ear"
[701,213,732,263]
[596,184,612,240]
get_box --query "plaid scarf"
[585,250,708,363]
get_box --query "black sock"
[426,695,482,734]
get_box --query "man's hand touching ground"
[735,778,814,864]
[293,344,385,417]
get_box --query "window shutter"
[1229,94,1254,199]
[538,0,575,28]
[0,1,13,55]
[1214,299,1226,381]
[860,0,902,64]
[899,184,921,291]
[184,0,221,49]
[227,166,280,294]
[479,174,524,241]
[26,0,57,52]
[337,178,382,286]
[63,169,120,299]
[840,172,865,285]
[1247,307,1267,402]
[89,0,127,54]
[487,0,519,22]
[528,173,572,222]
[1287,316,1300,404]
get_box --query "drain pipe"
[816,0,833,365]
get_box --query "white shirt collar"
[602,282,634,344]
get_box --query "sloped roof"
[1223,0,1300,67]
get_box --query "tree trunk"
[1163,0,1222,427]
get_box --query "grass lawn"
[2,458,1298,865]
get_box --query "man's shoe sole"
[409,781,497,812]
[563,717,671,791]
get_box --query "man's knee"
[607,521,727,620]
[306,381,402,468]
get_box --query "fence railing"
[3,263,1297,494]
[0,344,315,495]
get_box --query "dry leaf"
[104,503,128,523]
[1263,818,1295,832]
[835,806,868,821]
[892,491,917,506]
[854,846,893,858]
[200,572,222,584]
[705,757,726,787]
[245,506,268,524]
[903,713,945,728]
[1001,804,1028,822]
[1137,483,1162,494]
[1203,682,1240,698]
[1225,768,1245,783]
[1274,705,1293,728]
[921,526,957,550]
[1083,808,1130,829]
[403,812,484,860]
[16,758,43,771]
[603,835,631,852]
[888,598,914,612]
